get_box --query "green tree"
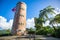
[34,6,55,35]
[50,14,60,30]
[34,18,44,30]
[50,14,60,37]
[53,14,60,23]
[39,6,55,19]
[28,27,35,34]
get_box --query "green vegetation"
[34,6,60,38]
[0,29,11,36]
[27,28,35,34]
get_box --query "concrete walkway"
[35,35,60,40]
[0,35,60,40]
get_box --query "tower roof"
[16,2,27,7]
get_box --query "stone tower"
[11,2,26,36]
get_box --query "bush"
[36,26,54,35]
[51,27,60,38]
[36,29,47,35]
[27,28,35,34]
[55,27,60,38]
[0,29,12,36]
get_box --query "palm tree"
[53,14,60,23]
[34,6,55,34]
[50,14,60,30]
[38,6,55,27]
[39,6,55,20]
[35,6,55,28]
[34,17,44,29]
[50,14,60,37]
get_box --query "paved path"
[0,35,60,40]
[35,35,60,40]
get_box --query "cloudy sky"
[0,0,60,30]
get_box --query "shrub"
[55,27,60,38]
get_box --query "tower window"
[17,29,24,33]
[20,7,24,10]
[18,30,21,32]
[17,29,21,32]
[19,14,24,17]
[18,23,24,25]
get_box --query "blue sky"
[0,0,60,21]
[0,0,60,29]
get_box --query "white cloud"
[0,16,13,30]
[43,20,50,26]
[53,23,60,26]
[53,8,60,16]
[0,16,35,29]
[53,10,59,16]
[26,18,35,28]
